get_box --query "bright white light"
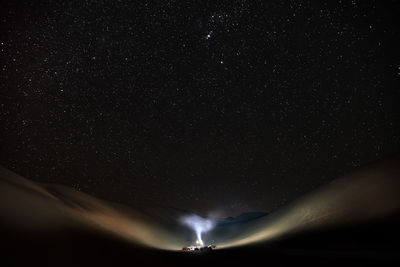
[181,214,215,246]
[205,30,213,40]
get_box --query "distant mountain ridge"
[216,212,268,226]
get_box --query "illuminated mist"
[181,214,215,246]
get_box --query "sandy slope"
[216,156,400,248]
[0,166,183,250]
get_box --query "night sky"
[1,0,399,215]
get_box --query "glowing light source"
[181,214,215,247]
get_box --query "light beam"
[181,214,215,246]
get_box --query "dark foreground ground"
[1,214,399,267]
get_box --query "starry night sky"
[1,0,399,215]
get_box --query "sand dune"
[217,156,400,248]
[0,166,183,250]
